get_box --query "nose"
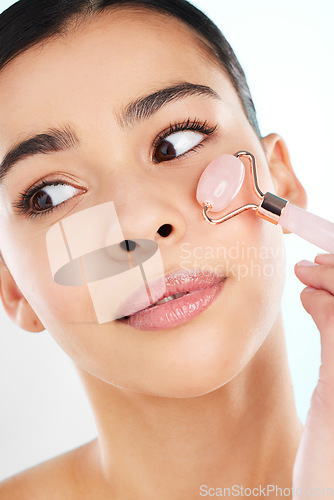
[105,173,187,247]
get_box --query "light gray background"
[0,0,333,480]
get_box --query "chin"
[129,359,242,399]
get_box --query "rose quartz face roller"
[196,151,334,253]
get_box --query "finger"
[315,253,334,265]
[295,261,334,295]
[300,287,334,331]
[300,286,334,383]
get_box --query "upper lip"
[116,269,226,319]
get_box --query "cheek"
[225,213,286,339]
[193,213,286,383]
[2,224,97,348]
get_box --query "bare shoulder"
[0,439,99,500]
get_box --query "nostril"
[119,239,137,252]
[157,224,173,237]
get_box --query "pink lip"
[117,269,226,330]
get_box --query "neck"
[74,313,303,499]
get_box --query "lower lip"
[118,281,225,330]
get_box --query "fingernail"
[303,286,318,292]
[297,260,317,267]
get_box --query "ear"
[261,133,307,209]
[260,133,307,235]
[0,256,45,333]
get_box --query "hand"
[292,254,334,497]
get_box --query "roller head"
[196,154,245,213]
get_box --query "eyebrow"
[0,82,220,183]
[118,82,220,127]
[0,125,79,184]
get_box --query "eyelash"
[152,117,217,162]
[13,118,218,219]
[13,179,69,219]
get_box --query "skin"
[0,7,328,499]
[293,255,334,495]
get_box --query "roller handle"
[278,203,334,253]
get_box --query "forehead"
[0,8,234,147]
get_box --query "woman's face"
[0,9,286,397]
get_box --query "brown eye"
[154,140,177,162]
[29,184,81,213]
[31,190,53,212]
[154,130,204,163]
